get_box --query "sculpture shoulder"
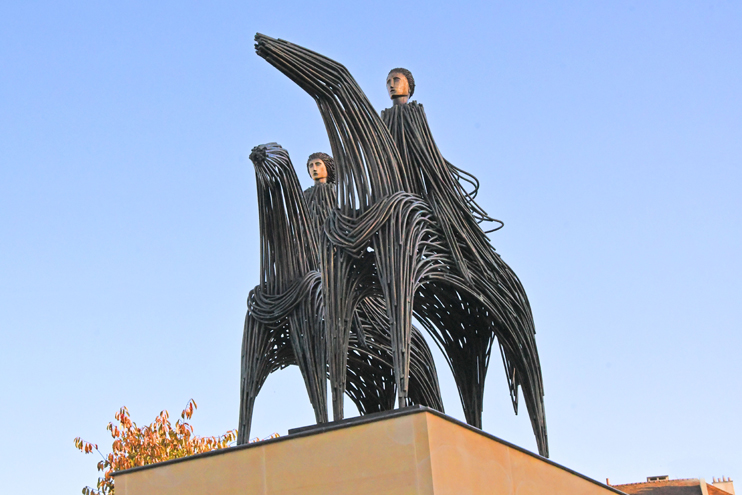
[381,101,427,126]
[303,182,337,200]
[381,100,424,116]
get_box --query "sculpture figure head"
[387,68,415,105]
[306,152,335,184]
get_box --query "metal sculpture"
[237,144,443,444]
[239,34,548,458]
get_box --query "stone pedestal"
[113,406,623,495]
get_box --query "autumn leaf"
[74,400,239,495]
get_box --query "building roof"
[613,478,731,495]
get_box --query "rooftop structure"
[610,476,735,495]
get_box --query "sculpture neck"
[392,96,409,106]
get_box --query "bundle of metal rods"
[244,34,548,457]
[237,143,443,444]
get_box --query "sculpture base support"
[113,406,622,495]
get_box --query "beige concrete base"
[113,408,623,495]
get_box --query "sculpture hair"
[307,152,336,183]
[388,68,415,98]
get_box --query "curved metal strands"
[345,309,444,416]
[255,34,431,418]
[255,36,404,208]
[238,297,294,444]
[382,103,548,457]
[239,143,444,443]
[239,144,327,444]
[355,297,444,412]
[251,35,548,457]
[303,166,444,418]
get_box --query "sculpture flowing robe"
[238,145,443,443]
[238,144,327,444]
[303,181,444,414]
[382,102,547,456]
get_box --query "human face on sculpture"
[308,158,328,183]
[387,72,410,100]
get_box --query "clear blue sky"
[1,1,740,492]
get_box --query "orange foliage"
[74,399,237,495]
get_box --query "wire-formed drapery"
[240,34,549,457]
[237,144,443,445]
